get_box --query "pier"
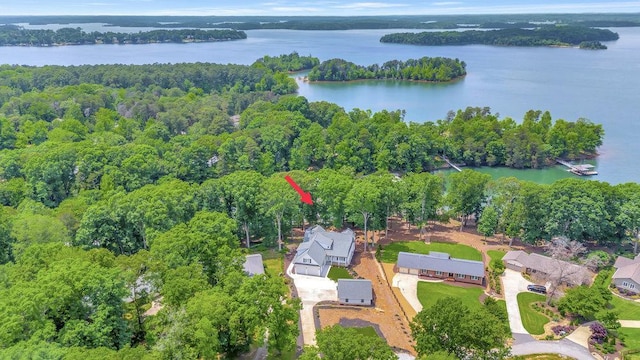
[556,159,598,176]
[442,156,462,172]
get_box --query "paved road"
[502,269,533,335]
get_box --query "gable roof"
[243,254,265,276]
[613,263,640,284]
[337,279,372,301]
[397,251,485,277]
[295,226,355,266]
[503,251,592,285]
[614,254,640,269]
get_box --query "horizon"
[2,1,640,17]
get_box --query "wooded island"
[306,57,467,82]
[380,26,619,48]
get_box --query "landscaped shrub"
[552,325,575,336]
[589,322,608,344]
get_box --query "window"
[471,276,480,281]
[457,273,465,279]
[631,283,636,289]
[623,281,629,287]
[303,258,311,264]
[361,299,364,303]
[435,271,442,276]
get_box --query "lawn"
[594,267,640,320]
[517,292,549,335]
[351,326,379,338]
[380,241,482,263]
[328,266,353,281]
[620,327,640,350]
[417,281,485,311]
[487,250,506,263]
[263,258,283,277]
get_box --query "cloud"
[432,2,463,6]
[333,2,408,9]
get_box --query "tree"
[345,177,382,251]
[401,172,444,240]
[616,183,640,254]
[411,297,510,360]
[259,174,298,251]
[309,325,398,360]
[544,236,592,300]
[478,205,498,239]
[446,170,491,230]
[217,171,265,249]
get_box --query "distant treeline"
[380,26,619,48]
[2,14,639,30]
[307,57,466,82]
[0,25,246,46]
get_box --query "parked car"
[527,284,547,294]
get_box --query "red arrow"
[285,175,313,205]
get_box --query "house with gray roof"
[502,250,592,286]
[293,225,356,277]
[396,251,485,285]
[612,254,640,294]
[243,254,265,276]
[337,279,373,306]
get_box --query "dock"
[556,159,598,176]
[442,156,462,172]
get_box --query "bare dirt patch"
[316,251,416,355]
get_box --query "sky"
[1,0,640,16]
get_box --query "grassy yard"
[417,281,485,311]
[351,326,379,338]
[328,266,353,281]
[620,327,640,350]
[517,292,549,335]
[263,258,283,277]
[380,241,482,263]
[487,250,506,263]
[594,267,640,320]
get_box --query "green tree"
[558,285,612,320]
[311,325,398,360]
[345,177,382,250]
[401,172,444,240]
[478,205,499,239]
[411,297,510,360]
[446,170,491,230]
[259,174,298,250]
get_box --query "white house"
[337,279,373,306]
[293,225,355,277]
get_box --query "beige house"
[502,250,592,286]
[612,254,640,294]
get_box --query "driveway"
[512,338,595,359]
[392,273,423,313]
[502,269,534,335]
[286,262,337,345]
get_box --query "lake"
[2,26,639,184]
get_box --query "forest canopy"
[307,57,467,82]
[380,26,619,48]
[0,58,625,359]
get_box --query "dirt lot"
[317,250,416,355]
